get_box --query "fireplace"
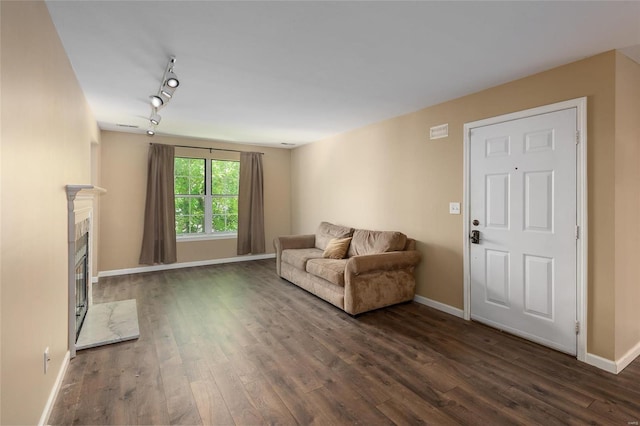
[66,184,105,357]
[67,184,139,353]
[74,231,89,341]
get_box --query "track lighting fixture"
[149,95,163,108]
[146,56,179,137]
[150,111,161,126]
[165,68,179,88]
[160,87,175,99]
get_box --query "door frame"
[462,97,587,361]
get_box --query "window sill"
[177,232,237,243]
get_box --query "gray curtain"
[139,144,177,264]
[237,152,265,255]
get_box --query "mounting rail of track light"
[146,56,180,136]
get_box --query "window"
[211,160,239,233]
[175,157,205,234]
[174,157,239,237]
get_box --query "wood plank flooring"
[50,259,640,425]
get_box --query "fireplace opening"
[75,231,89,341]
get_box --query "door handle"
[470,230,480,244]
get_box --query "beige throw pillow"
[323,237,352,259]
[315,221,354,250]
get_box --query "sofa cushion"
[323,237,352,259]
[315,222,354,250]
[306,258,348,287]
[348,229,407,257]
[281,248,324,270]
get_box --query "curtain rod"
[150,143,263,155]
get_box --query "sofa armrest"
[343,250,421,315]
[345,250,422,276]
[273,234,316,276]
[274,234,316,251]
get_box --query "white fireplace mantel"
[66,184,106,358]
[66,184,106,201]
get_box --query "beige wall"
[614,52,640,359]
[291,51,620,359]
[0,2,99,424]
[99,131,291,271]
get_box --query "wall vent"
[430,123,449,140]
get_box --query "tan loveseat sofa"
[274,222,422,315]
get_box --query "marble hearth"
[76,299,139,350]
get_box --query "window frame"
[174,156,239,241]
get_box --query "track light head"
[150,95,163,108]
[150,112,161,126]
[165,70,179,88]
[160,87,174,99]
[146,128,155,136]
[165,57,179,88]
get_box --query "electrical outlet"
[44,347,51,374]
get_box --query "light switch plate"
[449,202,461,215]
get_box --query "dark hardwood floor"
[50,259,640,425]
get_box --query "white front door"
[469,108,578,355]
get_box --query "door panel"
[524,171,553,232]
[486,174,510,229]
[523,254,553,318]
[485,249,510,307]
[469,108,577,355]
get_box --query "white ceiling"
[46,1,640,147]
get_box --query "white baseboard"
[39,350,70,426]
[413,294,464,318]
[615,339,640,373]
[98,253,276,278]
[585,340,640,375]
[585,352,618,374]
